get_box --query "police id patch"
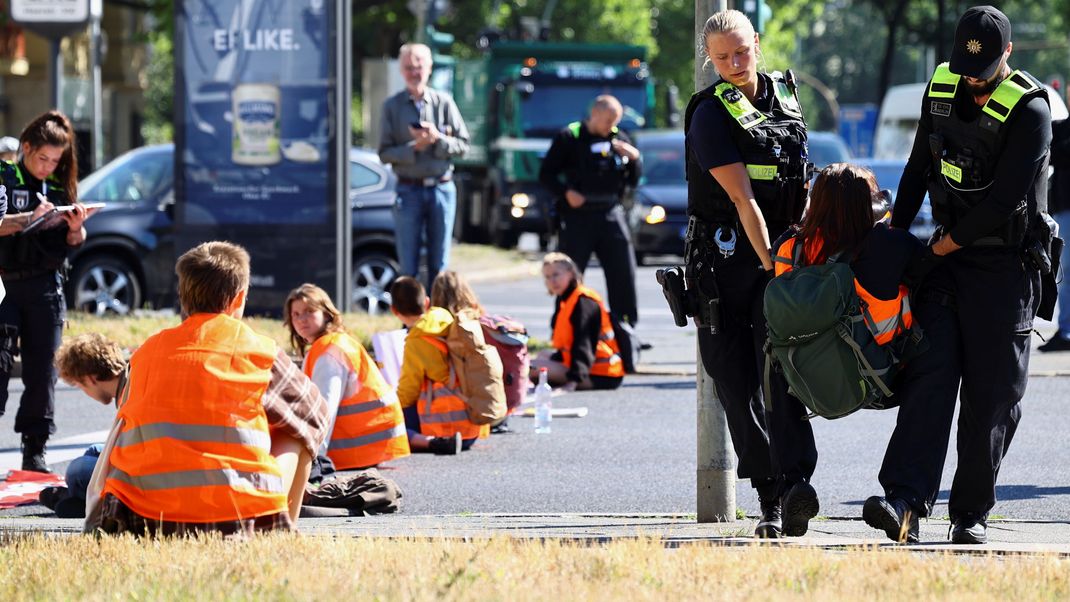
[12,190,29,212]
[930,101,952,117]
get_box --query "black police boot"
[863,495,919,543]
[754,498,783,539]
[782,482,820,537]
[950,515,988,544]
[21,434,51,473]
[428,432,462,455]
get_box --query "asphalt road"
[1,264,1068,522]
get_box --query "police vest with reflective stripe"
[565,120,628,199]
[417,336,490,440]
[924,62,1049,235]
[551,284,624,378]
[104,313,288,523]
[684,71,810,226]
[304,332,410,469]
[774,234,913,346]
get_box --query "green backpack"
[763,245,921,419]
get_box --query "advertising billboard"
[175,0,349,315]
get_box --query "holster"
[656,216,724,333]
[1027,212,1063,321]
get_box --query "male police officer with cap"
[863,6,1052,545]
[539,95,641,329]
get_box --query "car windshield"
[80,148,172,203]
[809,135,851,168]
[520,84,647,135]
[638,141,685,185]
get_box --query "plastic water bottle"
[534,368,552,434]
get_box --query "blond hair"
[55,333,126,383]
[175,241,250,315]
[699,9,757,68]
[431,270,484,316]
[284,283,346,357]
[541,252,581,294]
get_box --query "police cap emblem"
[723,88,743,103]
[966,39,982,54]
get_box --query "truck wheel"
[352,251,399,315]
[69,255,143,316]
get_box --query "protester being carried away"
[284,283,410,470]
[532,252,624,391]
[86,241,329,536]
[390,276,494,455]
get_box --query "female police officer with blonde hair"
[680,9,817,538]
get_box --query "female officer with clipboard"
[0,110,89,472]
[682,9,818,538]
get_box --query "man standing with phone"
[379,43,470,290]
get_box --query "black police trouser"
[0,271,65,438]
[695,242,817,498]
[879,249,1037,519]
[559,204,639,325]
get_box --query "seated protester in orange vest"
[390,276,489,455]
[768,163,924,535]
[285,283,410,470]
[38,333,129,518]
[531,252,624,391]
[93,242,330,537]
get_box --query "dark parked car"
[69,144,400,315]
[630,130,853,261]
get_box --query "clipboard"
[19,201,105,235]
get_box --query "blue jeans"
[394,180,457,290]
[65,443,103,500]
[1055,210,1070,335]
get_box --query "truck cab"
[452,42,654,247]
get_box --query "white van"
[873,81,1069,160]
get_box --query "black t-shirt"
[891,72,1052,245]
[0,160,72,271]
[776,223,924,301]
[539,122,640,200]
[686,72,775,173]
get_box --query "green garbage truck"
[449,41,658,246]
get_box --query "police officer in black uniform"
[864,6,1054,544]
[539,94,641,330]
[0,110,88,472]
[671,9,817,538]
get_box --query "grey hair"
[399,42,432,62]
[698,9,756,69]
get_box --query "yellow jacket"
[396,307,454,408]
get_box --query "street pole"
[49,38,62,110]
[336,0,353,312]
[90,0,104,171]
[694,0,736,524]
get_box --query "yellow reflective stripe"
[331,424,407,449]
[109,467,284,493]
[929,63,959,98]
[714,82,767,130]
[941,160,963,183]
[983,70,1038,123]
[746,164,778,181]
[114,422,272,451]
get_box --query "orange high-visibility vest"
[551,285,624,378]
[774,234,913,345]
[418,337,489,440]
[304,331,410,469]
[103,313,287,523]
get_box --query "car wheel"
[352,251,399,315]
[69,255,143,316]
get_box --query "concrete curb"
[2,514,1068,555]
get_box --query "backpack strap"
[837,317,895,398]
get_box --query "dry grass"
[65,311,401,353]
[0,534,1067,601]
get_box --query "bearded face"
[962,55,1008,97]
